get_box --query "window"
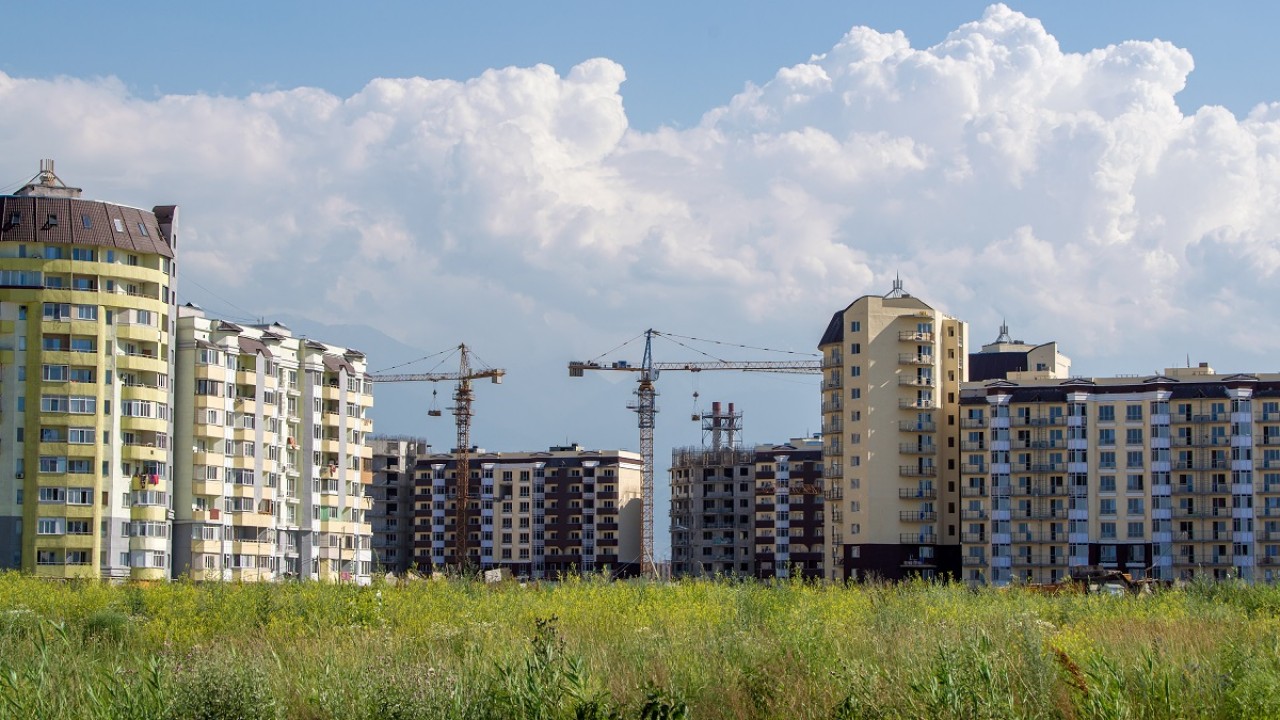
[80,214,92,229]
[68,427,94,444]
[112,218,124,233]
[43,302,70,320]
[38,487,65,503]
[1126,451,1143,469]
[1098,405,1115,422]
[850,343,861,354]
[1127,498,1145,516]
[76,305,97,321]
[1128,522,1145,539]
[67,487,92,505]
[6,211,19,226]
[1100,522,1117,539]
[70,337,94,353]
[37,518,63,535]
[1126,474,1144,492]
[46,213,58,227]
[68,396,96,414]
[1098,429,1115,446]
[137,222,149,236]
[850,321,861,332]
[42,365,68,382]
[851,366,861,377]
[1100,499,1117,516]
[69,367,93,383]
[1126,405,1143,422]
[67,520,91,535]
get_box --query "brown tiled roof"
[0,195,175,258]
[322,354,355,374]
[238,336,273,358]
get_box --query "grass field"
[1,572,1279,719]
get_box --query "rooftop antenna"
[885,272,907,299]
[995,319,1011,344]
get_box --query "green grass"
[0,572,1278,719]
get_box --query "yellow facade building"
[0,161,178,580]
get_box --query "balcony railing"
[960,533,987,544]
[900,421,937,433]
[899,466,937,478]
[962,555,987,566]
[1011,416,1066,426]
[960,418,987,428]
[899,398,936,410]
[900,533,938,544]
[899,330,934,342]
[898,353,934,365]
[961,486,988,497]
[899,443,937,455]
[899,487,937,500]
[898,376,935,387]
[960,509,988,520]
[899,511,937,522]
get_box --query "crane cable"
[657,331,819,357]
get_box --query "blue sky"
[8,2,1280,130]
[7,2,1280,560]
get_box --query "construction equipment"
[569,329,821,576]
[370,344,504,570]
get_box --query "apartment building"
[959,363,1280,585]
[0,161,178,580]
[753,436,824,580]
[412,444,643,578]
[369,435,428,574]
[819,281,968,581]
[172,307,375,583]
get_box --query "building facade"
[172,307,375,583]
[369,435,429,574]
[0,162,178,580]
[959,363,1280,585]
[412,444,643,578]
[819,282,968,581]
[753,437,824,580]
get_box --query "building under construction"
[669,402,824,578]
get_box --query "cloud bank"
[4,3,1280,393]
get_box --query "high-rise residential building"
[819,280,968,581]
[969,322,1071,383]
[412,444,643,578]
[369,435,429,574]
[172,307,375,583]
[0,161,178,580]
[753,436,824,580]
[959,362,1280,585]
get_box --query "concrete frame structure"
[412,444,643,578]
[0,162,177,580]
[173,307,375,583]
[369,435,429,574]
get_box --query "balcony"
[1173,483,1232,496]
[1172,436,1232,447]
[899,466,937,478]
[900,421,937,433]
[960,417,987,428]
[1010,485,1069,497]
[962,555,987,566]
[1174,414,1227,424]
[824,488,843,501]
[899,487,937,500]
[1011,416,1066,427]
[1010,533,1069,544]
[823,377,843,391]
[960,441,987,451]
[899,511,937,522]
[899,398,936,410]
[898,376,935,388]
[1011,439,1064,450]
[960,509,988,520]
[960,533,987,544]
[961,486,988,497]
[821,400,843,414]
[899,330,934,343]
[1011,554,1068,567]
[899,443,937,455]
[1172,460,1230,471]
[961,463,987,474]
[900,533,938,544]
[898,353,934,366]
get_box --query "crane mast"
[569,329,820,577]
[369,343,503,573]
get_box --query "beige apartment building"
[173,307,375,583]
[413,444,643,578]
[0,162,178,580]
[818,281,969,580]
[959,363,1280,585]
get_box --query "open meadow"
[1,572,1279,719]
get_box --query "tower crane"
[569,329,821,576]
[370,344,504,570]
